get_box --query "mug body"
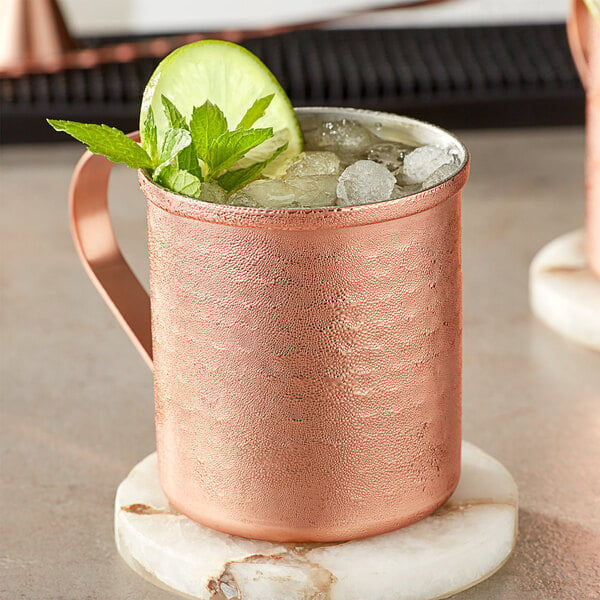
[142,107,469,542]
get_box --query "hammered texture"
[145,178,465,542]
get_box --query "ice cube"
[336,160,396,207]
[304,119,375,161]
[400,145,455,185]
[198,182,227,204]
[285,151,341,177]
[367,142,415,174]
[286,175,339,207]
[228,176,338,209]
[389,183,422,199]
[422,160,460,189]
[228,179,299,209]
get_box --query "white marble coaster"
[530,229,600,352]
[115,442,517,600]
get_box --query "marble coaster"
[115,442,517,600]
[530,229,600,352]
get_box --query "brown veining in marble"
[282,541,337,555]
[207,573,241,600]
[208,552,336,599]
[121,503,175,516]
[543,265,586,275]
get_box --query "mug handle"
[567,0,593,89]
[69,133,153,370]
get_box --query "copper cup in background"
[70,107,469,542]
[568,0,600,278]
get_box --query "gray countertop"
[1,127,599,599]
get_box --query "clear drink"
[228,114,462,209]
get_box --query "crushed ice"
[225,120,461,209]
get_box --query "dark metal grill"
[1,24,584,144]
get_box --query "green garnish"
[47,93,288,199]
[45,121,154,169]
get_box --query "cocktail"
[48,39,516,599]
[52,33,468,541]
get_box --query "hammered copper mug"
[69,107,469,542]
[568,0,600,277]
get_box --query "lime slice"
[140,40,302,178]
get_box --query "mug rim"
[139,106,470,231]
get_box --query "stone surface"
[529,229,600,352]
[115,442,517,600]
[3,129,600,600]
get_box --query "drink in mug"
[54,41,469,542]
[137,106,468,541]
[164,113,462,210]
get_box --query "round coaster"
[115,442,517,600]
[530,229,600,352]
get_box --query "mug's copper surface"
[0,0,76,74]
[568,0,600,278]
[69,108,469,542]
[0,1,447,77]
[69,135,153,369]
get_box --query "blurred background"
[0,0,583,142]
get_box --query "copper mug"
[568,0,600,277]
[69,107,469,542]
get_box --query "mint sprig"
[47,92,290,200]
[218,141,288,191]
[155,165,202,197]
[190,100,228,161]
[160,96,202,177]
[141,107,159,165]
[236,93,275,129]
[154,127,192,178]
[47,121,154,169]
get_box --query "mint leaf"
[161,95,202,178]
[177,147,203,180]
[155,165,202,198]
[161,95,187,129]
[154,128,192,177]
[236,94,274,129]
[218,142,288,192]
[142,107,159,165]
[190,101,228,162]
[47,120,153,169]
[48,90,296,201]
[207,127,273,174]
